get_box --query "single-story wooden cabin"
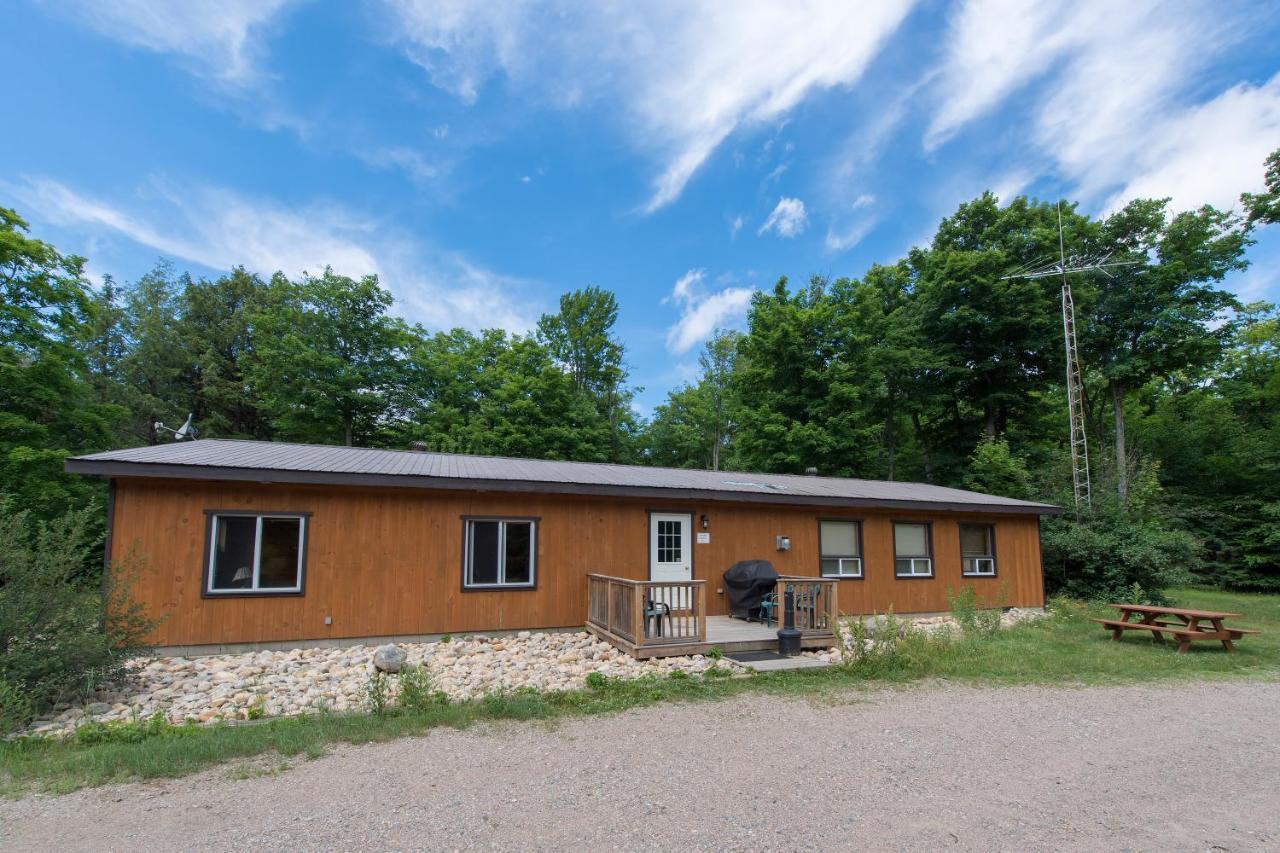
[68,440,1061,656]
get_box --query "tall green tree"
[0,208,122,517]
[536,286,637,461]
[733,277,879,475]
[114,263,193,445]
[179,267,274,439]
[249,270,410,446]
[1242,146,1280,226]
[1082,200,1249,497]
[646,330,743,470]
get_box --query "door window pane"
[211,516,256,590]
[259,517,301,588]
[657,519,681,563]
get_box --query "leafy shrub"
[836,608,954,676]
[1040,463,1200,602]
[364,672,389,717]
[0,504,155,732]
[702,665,731,679]
[667,669,689,680]
[947,587,1003,637]
[397,665,448,713]
[73,712,199,746]
[705,646,724,660]
[584,671,608,690]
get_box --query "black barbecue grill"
[722,560,779,621]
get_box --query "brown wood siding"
[111,477,1046,647]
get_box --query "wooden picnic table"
[1092,603,1259,653]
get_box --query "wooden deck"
[585,574,838,659]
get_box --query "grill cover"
[722,560,779,620]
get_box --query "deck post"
[606,577,615,635]
[698,582,707,642]
[632,582,644,645]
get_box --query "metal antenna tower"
[1001,202,1139,512]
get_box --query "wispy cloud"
[663,269,756,354]
[759,197,808,238]
[926,0,1277,213]
[825,194,878,251]
[384,0,917,211]
[10,175,538,333]
[50,0,297,84]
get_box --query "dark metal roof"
[66,439,1062,515]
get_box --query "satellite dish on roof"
[155,413,199,441]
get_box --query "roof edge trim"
[65,458,1065,516]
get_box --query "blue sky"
[5,1,1280,413]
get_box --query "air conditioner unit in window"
[967,557,995,575]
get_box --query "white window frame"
[819,520,863,578]
[960,524,998,577]
[893,522,934,578]
[464,518,537,589]
[206,513,306,595]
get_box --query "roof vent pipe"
[408,440,429,452]
[805,467,819,476]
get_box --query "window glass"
[894,523,928,556]
[504,522,533,584]
[211,516,257,590]
[465,519,535,588]
[820,521,859,557]
[469,521,501,585]
[959,524,992,556]
[259,518,301,588]
[657,519,681,563]
[208,514,305,593]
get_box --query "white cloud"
[10,175,537,333]
[51,0,296,83]
[825,195,879,252]
[927,0,1275,213]
[759,197,808,238]
[663,269,755,354]
[384,0,916,210]
[729,215,745,238]
[924,0,1070,150]
[1099,74,1280,214]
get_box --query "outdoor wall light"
[700,513,709,530]
[776,535,791,551]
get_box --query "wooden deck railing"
[773,576,839,633]
[586,574,707,649]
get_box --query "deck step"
[725,651,831,672]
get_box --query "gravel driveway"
[3,680,1277,851]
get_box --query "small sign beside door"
[696,532,711,544]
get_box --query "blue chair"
[760,585,821,627]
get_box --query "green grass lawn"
[3,587,1275,797]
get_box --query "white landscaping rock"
[17,630,746,739]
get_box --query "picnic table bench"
[1092,604,1260,653]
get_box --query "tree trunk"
[983,403,998,440]
[1111,378,1127,500]
[883,413,896,481]
[344,419,354,447]
[911,411,935,483]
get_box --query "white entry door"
[650,513,692,610]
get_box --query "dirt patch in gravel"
[2,680,1277,851]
